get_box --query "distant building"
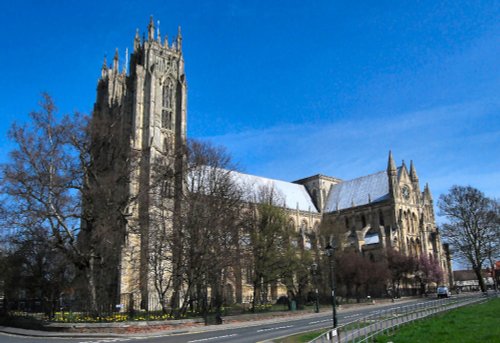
[495,261,500,289]
[90,18,452,310]
[453,270,494,291]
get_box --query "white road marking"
[309,313,361,324]
[187,333,238,342]
[79,339,133,343]
[344,314,361,319]
[256,325,293,332]
[79,340,131,343]
[308,319,331,324]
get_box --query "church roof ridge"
[293,173,343,184]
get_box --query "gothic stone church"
[92,18,451,309]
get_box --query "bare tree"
[0,226,72,316]
[0,94,135,315]
[438,185,499,292]
[177,139,245,320]
[0,95,95,309]
[281,235,314,310]
[244,186,297,311]
[147,218,175,314]
[145,152,181,314]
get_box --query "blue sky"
[1,1,499,217]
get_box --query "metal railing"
[308,292,498,343]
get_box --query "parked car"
[437,286,451,298]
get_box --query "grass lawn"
[376,298,500,343]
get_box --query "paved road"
[0,298,438,343]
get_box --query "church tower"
[91,17,187,310]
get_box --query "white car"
[437,286,451,298]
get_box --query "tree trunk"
[86,254,99,316]
[473,266,487,292]
[251,276,261,312]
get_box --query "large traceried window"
[162,80,173,108]
[161,110,171,129]
[162,79,174,130]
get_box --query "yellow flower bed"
[52,311,174,323]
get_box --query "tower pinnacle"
[387,150,397,175]
[123,48,128,74]
[113,48,119,71]
[176,26,182,51]
[148,15,155,41]
[157,20,161,44]
[410,160,418,181]
[101,55,108,78]
[134,28,141,51]
[424,183,433,200]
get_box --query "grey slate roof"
[231,171,319,213]
[187,167,318,213]
[324,170,391,212]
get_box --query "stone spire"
[424,183,433,200]
[122,48,128,74]
[387,151,397,197]
[387,150,397,175]
[112,48,119,72]
[156,20,162,44]
[148,15,155,41]
[134,28,141,51]
[410,160,419,182]
[176,26,182,51]
[101,55,108,78]
[164,34,169,48]
[399,160,408,177]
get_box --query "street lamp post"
[325,242,338,330]
[311,263,319,313]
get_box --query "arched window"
[162,80,174,130]
[304,234,313,250]
[405,211,411,233]
[361,215,367,228]
[162,80,173,109]
[379,210,385,226]
[345,217,349,229]
[162,110,172,130]
[301,220,308,232]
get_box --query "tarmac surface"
[0,297,418,339]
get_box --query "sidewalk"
[0,297,419,339]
